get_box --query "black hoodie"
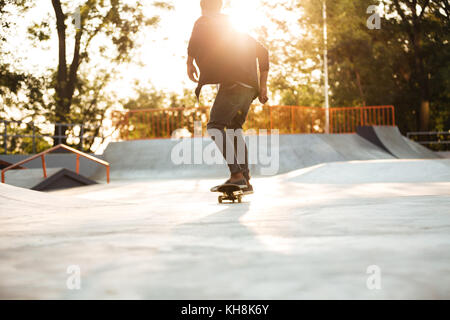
[188,14,269,99]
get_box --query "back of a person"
[187,0,269,195]
[190,13,258,91]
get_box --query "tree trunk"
[393,0,432,132]
[51,0,83,147]
[419,100,430,132]
[52,0,68,146]
[415,44,430,132]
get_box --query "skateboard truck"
[218,191,243,204]
[213,184,245,204]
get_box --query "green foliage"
[117,84,212,140]
[0,121,52,155]
[1,0,173,153]
[122,83,212,111]
[27,22,51,41]
[262,0,449,133]
[123,84,168,110]
[0,0,32,98]
[0,65,27,95]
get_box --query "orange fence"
[246,105,327,135]
[113,106,211,140]
[330,105,395,134]
[112,105,395,140]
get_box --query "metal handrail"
[331,105,394,111]
[407,131,450,136]
[1,144,110,184]
[123,106,210,114]
[406,131,450,150]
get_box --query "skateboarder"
[187,0,270,193]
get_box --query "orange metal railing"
[112,105,395,140]
[112,107,211,140]
[1,144,110,184]
[251,105,327,134]
[330,105,395,134]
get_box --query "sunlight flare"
[226,0,265,34]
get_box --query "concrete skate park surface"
[1,132,450,299]
[1,157,450,299]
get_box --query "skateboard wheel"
[218,196,223,204]
[238,196,242,203]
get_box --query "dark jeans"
[207,83,257,179]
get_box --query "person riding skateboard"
[187,0,270,193]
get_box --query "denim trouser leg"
[207,83,257,177]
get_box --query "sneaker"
[227,179,248,189]
[211,178,248,192]
[210,178,233,192]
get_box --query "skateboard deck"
[212,184,244,204]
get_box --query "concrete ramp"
[2,168,97,190]
[357,126,440,159]
[98,134,394,180]
[97,138,229,180]
[3,168,63,189]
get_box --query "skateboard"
[212,184,244,204]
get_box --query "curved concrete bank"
[96,134,394,181]
[356,126,440,159]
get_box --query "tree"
[116,83,208,140]
[0,0,51,154]
[47,0,172,146]
[261,0,449,133]
[384,0,448,131]
[0,0,29,96]
[1,1,172,152]
[260,0,325,107]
